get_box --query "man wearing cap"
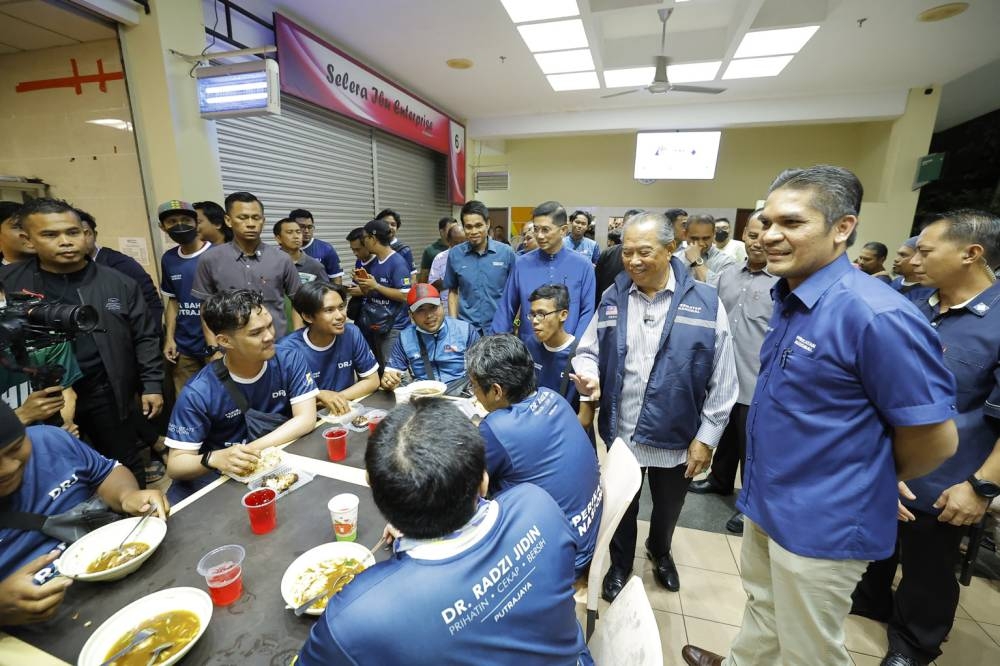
[0,399,168,626]
[890,236,935,302]
[159,200,213,393]
[354,219,412,370]
[380,283,480,390]
[289,209,343,284]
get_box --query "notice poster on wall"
[118,237,149,266]
[275,14,466,203]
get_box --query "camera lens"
[26,304,99,333]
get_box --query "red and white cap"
[407,283,441,311]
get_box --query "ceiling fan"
[602,7,725,98]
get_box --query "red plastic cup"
[197,544,245,607]
[324,428,348,461]
[242,488,277,535]
[367,416,383,435]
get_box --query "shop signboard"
[275,14,466,204]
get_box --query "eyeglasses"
[528,310,561,322]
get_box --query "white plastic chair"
[588,576,663,666]
[586,437,642,640]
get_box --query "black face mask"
[715,229,728,242]
[166,224,198,245]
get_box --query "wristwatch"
[967,474,1000,499]
[690,257,705,268]
[201,450,215,470]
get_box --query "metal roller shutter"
[373,130,451,266]
[216,96,375,261]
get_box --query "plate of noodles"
[57,516,167,582]
[280,542,376,616]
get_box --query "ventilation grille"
[476,169,510,191]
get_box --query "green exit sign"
[913,153,945,190]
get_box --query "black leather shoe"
[725,511,744,534]
[688,476,732,496]
[645,540,680,591]
[601,566,630,602]
[880,652,921,666]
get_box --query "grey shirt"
[716,262,778,405]
[673,245,737,286]
[192,240,300,337]
[292,252,329,285]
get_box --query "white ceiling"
[222,0,1000,139]
[0,0,116,53]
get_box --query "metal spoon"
[99,628,155,666]
[145,642,175,666]
[293,573,351,616]
[113,505,158,554]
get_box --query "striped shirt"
[576,270,738,468]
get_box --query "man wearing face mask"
[714,218,747,265]
[158,200,213,393]
[380,283,480,390]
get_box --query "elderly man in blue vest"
[571,211,738,600]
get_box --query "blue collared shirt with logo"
[443,239,516,332]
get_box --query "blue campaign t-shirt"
[276,325,378,392]
[387,318,480,383]
[298,483,592,666]
[0,426,116,578]
[303,238,343,279]
[525,336,579,407]
[566,237,600,264]
[160,242,212,357]
[165,348,318,453]
[480,389,602,574]
[362,251,411,332]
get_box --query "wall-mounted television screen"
[634,131,722,180]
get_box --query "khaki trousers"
[171,353,206,395]
[725,518,869,666]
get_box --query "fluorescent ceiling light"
[547,71,599,91]
[734,25,819,58]
[722,55,793,79]
[518,19,588,53]
[500,0,579,24]
[604,67,654,88]
[667,61,721,83]
[534,49,594,74]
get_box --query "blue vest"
[596,257,718,450]
[398,318,475,383]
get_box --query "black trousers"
[74,379,146,489]
[707,403,749,493]
[610,462,691,571]
[851,509,966,663]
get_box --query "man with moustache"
[889,236,934,302]
[681,165,958,666]
[675,215,737,287]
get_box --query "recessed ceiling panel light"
[733,25,819,58]
[446,58,474,70]
[518,19,588,53]
[603,67,655,88]
[501,0,579,24]
[534,49,595,74]
[722,55,793,79]
[667,61,722,83]
[547,71,599,91]
[918,3,969,22]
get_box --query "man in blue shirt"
[444,200,516,335]
[567,210,600,264]
[851,209,1000,666]
[682,166,959,666]
[297,398,592,666]
[467,335,602,577]
[524,284,580,410]
[159,200,212,393]
[889,236,934,302]
[493,201,596,344]
[281,281,379,416]
[165,290,317,498]
[289,209,343,283]
[354,219,412,371]
[375,208,416,277]
[0,401,167,626]
[381,284,479,390]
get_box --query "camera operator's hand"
[15,386,65,425]
[141,393,163,419]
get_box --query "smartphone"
[354,268,370,281]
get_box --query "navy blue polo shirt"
[903,283,1000,514]
[303,238,343,279]
[889,276,935,304]
[443,239,516,332]
[276,324,378,392]
[739,254,956,560]
[160,242,212,357]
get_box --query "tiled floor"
[577,519,1000,665]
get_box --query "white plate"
[395,380,447,404]
[319,401,362,425]
[77,587,212,666]
[280,542,376,616]
[57,516,167,582]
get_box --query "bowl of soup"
[77,587,212,666]
[57,516,167,582]
[396,380,447,404]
